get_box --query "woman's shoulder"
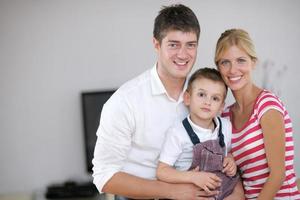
[254,89,286,117]
[255,89,284,108]
[256,89,281,102]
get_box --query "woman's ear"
[251,58,257,70]
[183,91,191,106]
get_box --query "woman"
[214,29,300,199]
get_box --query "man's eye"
[187,43,197,49]
[169,43,178,48]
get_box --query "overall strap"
[182,117,225,147]
[217,117,225,147]
[182,118,200,145]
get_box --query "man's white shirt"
[92,65,188,192]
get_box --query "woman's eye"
[220,60,230,67]
[237,58,246,64]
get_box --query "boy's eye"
[212,96,221,102]
[198,92,206,97]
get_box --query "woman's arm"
[156,161,221,194]
[257,109,286,200]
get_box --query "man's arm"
[103,171,218,199]
[156,162,221,194]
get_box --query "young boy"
[157,67,240,200]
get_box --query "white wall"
[0,0,299,194]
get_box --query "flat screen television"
[81,90,115,173]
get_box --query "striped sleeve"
[256,92,285,121]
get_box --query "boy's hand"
[222,155,237,177]
[191,170,222,194]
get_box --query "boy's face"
[184,78,226,124]
[154,30,198,81]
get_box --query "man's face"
[154,30,198,81]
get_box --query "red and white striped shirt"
[222,90,300,199]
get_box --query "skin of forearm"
[157,163,195,184]
[102,172,177,199]
[258,111,286,200]
[257,168,285,200]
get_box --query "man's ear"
[183,91,191,106]
[153,37,160,51]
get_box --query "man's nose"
[177,47,188,59]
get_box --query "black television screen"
[81,90,115,173]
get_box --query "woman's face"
[217,45,255,91]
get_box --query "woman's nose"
[229,62,238,73]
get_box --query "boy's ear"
[183,91,191,106]
[218,101,225,115]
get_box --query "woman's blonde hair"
[214,29,257,66]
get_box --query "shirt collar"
[150,63,187,102]
[187,115,220,135]
[150,64,166,96]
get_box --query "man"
[92,4,221,199]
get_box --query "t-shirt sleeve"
[221,118,232,155]
[159,125,183,166]
[256,92,285,121]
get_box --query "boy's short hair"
[153,4,200,43]
[187,67,228,99]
